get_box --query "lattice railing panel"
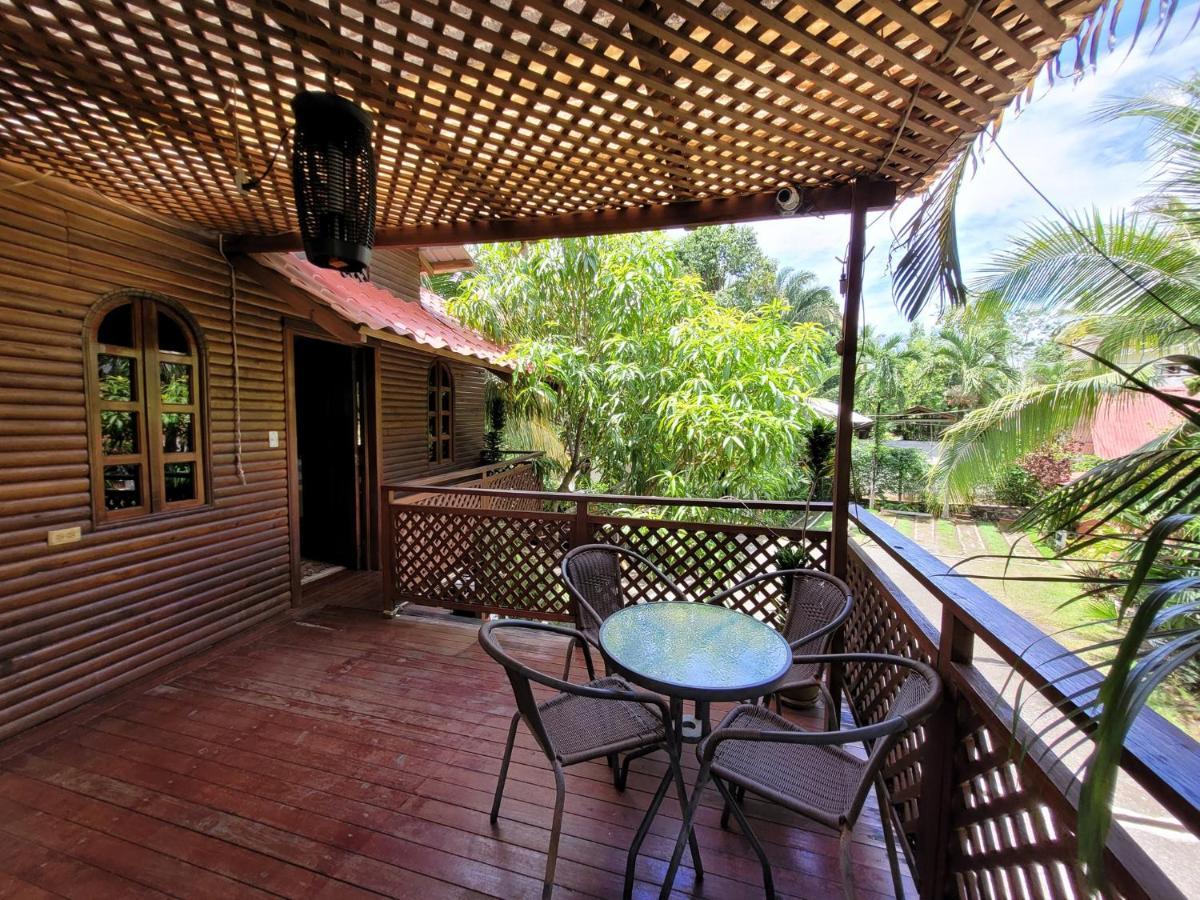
[389,506,573,618]
[844,545,938,866]
[592,520,831,629]
[845,541,1139,900]
[945,680,1094,900]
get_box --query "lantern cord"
[218,234,248,486]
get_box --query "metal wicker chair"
[560,544,687,679]
[710,568,853,729]
[478,619,701,900]
[658,653,941,900]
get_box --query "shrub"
[993,463,1042,507]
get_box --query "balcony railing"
[381,468,1198,899]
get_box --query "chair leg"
[820,682,840,731]
[615,744,658,791]
[658,760,711,900]
[839,824,856,900]
[875,775,906,900]
[491,712,520,823]
[561,638,575,681]
[623,768,675,900]
[721,783,746,829]
[714,777,775,900]
[542,762,566,900]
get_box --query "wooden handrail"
[848,503,1200,839]
[385,482,836,513]
[384,452,544,490]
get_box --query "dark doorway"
[293,335,373,571]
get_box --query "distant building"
[1072,387,1192,460]
[807,397,873,437]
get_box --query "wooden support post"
[915,607,975,898]
[828,177,871,719]
[829,177,870,580]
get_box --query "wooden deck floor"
[0,588,909,899]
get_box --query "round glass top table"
[600,601,792,704]
[601,602,791,898]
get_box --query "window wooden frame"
[85,291,210,524]
[427,361,454,464]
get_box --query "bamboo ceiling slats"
[0,0,1099,238]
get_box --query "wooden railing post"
[382,487,398,615]
[571,497,590,549]
[916,606,974,898]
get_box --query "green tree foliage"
[675,225,766,297]
[450,234,831,497]
[675,225,839,328]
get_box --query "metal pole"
[829,177,870,580]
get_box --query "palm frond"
[889,147,971,320]
[931,371,1126,500]
[977,211,1200,326]
[1020,434,1200,534]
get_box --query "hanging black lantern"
[291,91,376,274]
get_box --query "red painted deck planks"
[0,600,912,899]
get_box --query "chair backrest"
[782,570,853,654]
[477,619,575,757]
[847,655,942,823]
[560,544,685,635]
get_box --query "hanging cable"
[876,0,986,174]
[991,138,1197,329]
[218,234,248,486]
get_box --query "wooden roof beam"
[227,180,897,252]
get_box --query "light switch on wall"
[268,430,279,448]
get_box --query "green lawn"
[874,510,1198,736]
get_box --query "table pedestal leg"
[622,697,704,899]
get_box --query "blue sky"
[746,11,1200,335]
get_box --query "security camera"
[775,184,805,215]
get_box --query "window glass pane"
[104,464,141,510]
[164,462,196,502]
[428,437,437,462]
[100,410,138,454]
[162,412,194,453]
[97,304,134,347]
[428,391,436,412]
[158,310,190,354]
[441,439,451,460]
[160,361,192,403]
[441,391,451,412]
[98,354,135,401]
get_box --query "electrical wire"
[991,138,1197,330]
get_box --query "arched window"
[427,361,454,464]
[87,293,207,522]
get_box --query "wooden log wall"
[377,341,487,485]
[368,248,422,300]
[0,160,293,741]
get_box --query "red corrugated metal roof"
[255,253,510,369]
[1073,387,1190,459]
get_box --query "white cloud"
[748,18,1200,335]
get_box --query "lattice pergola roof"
[0,0,1100,240]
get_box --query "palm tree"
[774,266,838,328]
[927,75,1200,887]
[930,318,1017,409]
[858,327,913,505]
